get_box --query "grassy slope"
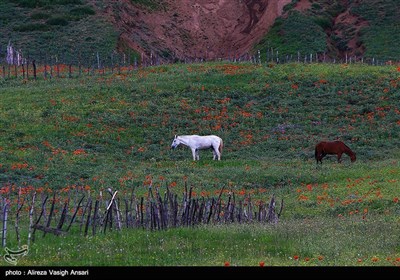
[255,0,400,61]
[0,0,120,62]
[1,62,400,266]
[1,62,399,187]
[350,0,400,60]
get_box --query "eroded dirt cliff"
[104,0,292,61]
[99,0,370,61]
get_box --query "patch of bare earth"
[102,0,292,61]
[332,9,369,58]
[293,0,311,12]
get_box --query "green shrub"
[12,0,82,8]
[313,16,332,30]
[130,0,166,11]
[30,12,51,20]
[46,16,69,26]
[13,23,51,32]
[70,6,95,17]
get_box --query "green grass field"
[0,62,399,266]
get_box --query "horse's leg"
[191,148,197,161]
[196,149,200,160]
[316,152,322,164]
[316,153,324,164]
[212,146,220,160]
[337,153,342,163]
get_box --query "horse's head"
[171,135,180,149]
[350,153,356,162]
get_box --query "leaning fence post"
[2,201,9,247]
[92,200,99,236]
[103,189,118,233]
[15,187,24,247]
[114,198,122,231]
[66,195,85,232]
[43,192,56,237]
[27,191,37,247]
[57,202,68,232]
[32,195,49,243]
[84,198,92,236]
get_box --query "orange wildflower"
[298,194,309,201]
[73,149,86,155]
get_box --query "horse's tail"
[218,138,223,155]
[315,142,324,163]
[315,143,321,161]
[315,144,318,159]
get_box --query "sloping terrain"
[105,0,292,61]
[254,0,400,61]
[1,0,399,63]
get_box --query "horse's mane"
[179,134,199,137]
[339,141,354,154]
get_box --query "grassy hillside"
[1,62,399,266]
[255,0,400,61]
[350,0,400,60]
[1,62,400,187]
[0,0,120,63]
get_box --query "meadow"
[0,62,399,266]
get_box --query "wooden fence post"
[92,200,99,236]
[27,191,36,247]
[66,195,85,232]
[32,195,48,242]
[32,60,36,80]
[26,58,29,79]
[84,198,92,236]
[15,187,24,247]
[2,201,9,247]
[43,192,56,237]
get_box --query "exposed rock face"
[105,0,292,61]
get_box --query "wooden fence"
[1,47,399,81]
[1,184,283,246]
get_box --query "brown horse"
[315,141,356,164]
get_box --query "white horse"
[171,135,223,160]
